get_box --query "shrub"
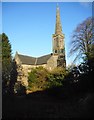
[14,81,26,95]
[46,67,67,88]
[28,67,68,91]
[28,67,48,91]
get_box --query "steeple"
[55,4,62,35]
[52,4,66,68]
[52,4,65,54]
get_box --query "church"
[14,5,66,87]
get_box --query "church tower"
[52,4,66,67]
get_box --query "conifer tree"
[2,33,12,94]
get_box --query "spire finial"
[55,3,62,34]
[56,3,59,10]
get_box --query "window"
[61,49,63,53]
[55,50,57,53]
[60,55,63,58]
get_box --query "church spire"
[52,4,66,67]
[55,4,62,34]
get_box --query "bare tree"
[69,17,94,63]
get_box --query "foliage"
[28,67,68,91]
[28,67,49,91]
[46,67,68,88]
[67,17,94,94]
[2,33,12,95]
[0,34,2,79]
[0,34,2,63]
[70,17,94,63]
[14,81,26,95]
[9,59,18,95]
[63,60,94,96]
[86,44,94,72]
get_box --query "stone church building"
[14,5,66,87]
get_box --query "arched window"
[55,50,57,53]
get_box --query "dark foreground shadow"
[2,87,94,119]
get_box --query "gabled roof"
[16,52,52,65]
[17,54,36,65]
[37,54,52,65]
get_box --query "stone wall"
[46,55,58,70]
[19,64,47,86]
[15,54,58,87]
[18,64,36,87]
[15,62,47,87]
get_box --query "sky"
[2,2,92,66]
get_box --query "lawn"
[2,89,94,119]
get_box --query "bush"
[28,67,68,92]
[46,67,68,88]
[14,81,26,95]
[28,67,49,91]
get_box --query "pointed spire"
[55,4,62,34]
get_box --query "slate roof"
[37,54,52,65]
[17,53,52,65]
[17,54,36,65]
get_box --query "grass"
[2,88,94,119]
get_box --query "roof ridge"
[37,53,52,58]
[18,53,36,59]
[15,53,52,65]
